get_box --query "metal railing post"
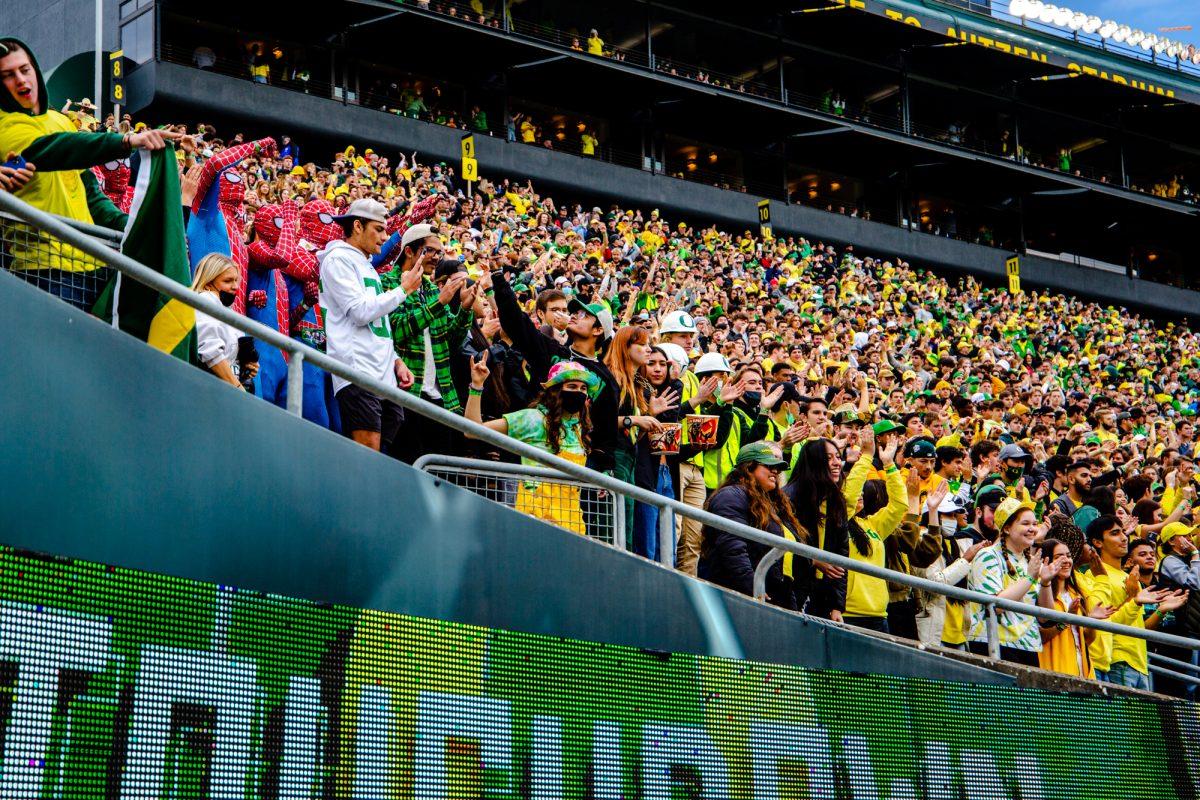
[286,350,304,416]
[657,502,675,568]
[752,548,785,602]
[985,603,1001,660]
[612,490,626,551]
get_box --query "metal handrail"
[2,189,1198,667]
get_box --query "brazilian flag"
[95,144,196,361]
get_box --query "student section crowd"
[2,34,1199,696]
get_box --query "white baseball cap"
[333,198,388,224]
[400,222,436,251]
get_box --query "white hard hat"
[653,342,690,373]
[694,353,733,375]
[658,310,697,335]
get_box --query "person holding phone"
[383,225,478,463]
[190,253,258,389]
[0,38,185,308]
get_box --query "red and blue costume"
[185,137,276,313]
[245,201,298,411]
[269,199,343,429]
[90,158,133,213]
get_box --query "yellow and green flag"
[95,143,196,361]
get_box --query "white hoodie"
[318,239,406,393]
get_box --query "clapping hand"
[693,374,721,405]
[760,384,785,411]
[649,388,681,416]
[437,275,467,305]
[858,426,876,457]
[926,480,950,513]
[720,377,747,403]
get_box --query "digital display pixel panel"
[0,544,1196,799]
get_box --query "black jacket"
[492,272,618,471]
[783,481,848,616]
[701,485,802,611]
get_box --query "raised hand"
[1123,565,1142,600]
[879,436,900,465]
[649,389,680,417]
[1157,590,1189,612]
[905,468,921,500]
[469,350,490,388]
[927,480,950,512]
[760,384,785,411]
[720,378,746,404]
[437,275,467,305]
[858,426,876,457]
[1086,603,1115,620]
[693,374,720,405]
[781,420,809,447]
[402,248,431,294]
[1025,547,1045,584]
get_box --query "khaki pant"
[675,461,707,575]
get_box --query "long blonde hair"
[190,253,238,293]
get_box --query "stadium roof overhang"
[333,0,1197,220]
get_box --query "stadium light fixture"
[1098,20,1119,39]
[1053,7,1072,27]
[1166,41,1180,58]
[1127,29,1145,46]
[1009,0,1028,18]
[1023,0,1043,21]
[1141,34,1156,51]
[1067,12,1086,31]
[1083,16,1102,34]
[1153,38,1168,54]
[1112,25,1130,43]
[1038,4,1057,25]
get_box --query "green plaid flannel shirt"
[383,273,474,413]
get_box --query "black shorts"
[336,385,404,446]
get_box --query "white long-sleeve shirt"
[195,290,241,374]
[318,240,406,393]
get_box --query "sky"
[1044,0,1199,42]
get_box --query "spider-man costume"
[185,137,276,314]
[90,158,133,212]
[268,199,344,429]
[245,201,297,412]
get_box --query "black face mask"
[560,391,588,413]
[218,290,237,307]
[1004,465,1024,482]
[743,391,762,406]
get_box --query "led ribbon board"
[0,545,1196,798]
[825,0,1200,104]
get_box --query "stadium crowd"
[3,35,1200,696]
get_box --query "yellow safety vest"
[679,371,704,468]
[702,406,779,490]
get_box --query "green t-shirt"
[503,407,586,464]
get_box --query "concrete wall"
[136,60,1200,318]
[0,270,1013,686]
